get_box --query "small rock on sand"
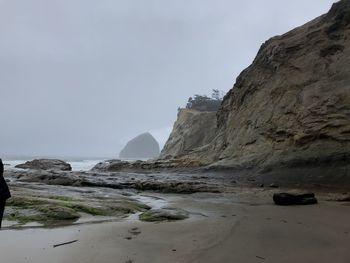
[139,208,189,222]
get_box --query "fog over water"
[0,0,336,158]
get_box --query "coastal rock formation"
[170,0,350,174]
[15,159,72,171]
[91,158,203,172]
[92,159,131,172]
[119,132,160,159]
[8,168,223,193]
[160,109,217,159]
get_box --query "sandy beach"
[1,190,349,263]
[1,0,350,262]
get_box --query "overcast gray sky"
[0,0,336,158]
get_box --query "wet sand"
[1,190,350,263]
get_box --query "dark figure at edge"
[0,159,11,229]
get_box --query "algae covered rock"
[139,207,189,222]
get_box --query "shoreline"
[1,190,350,263]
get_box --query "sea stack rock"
[119,132,160,159]
[15,159,72,171]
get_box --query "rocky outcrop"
[15,159,72,171]
[160,109,217,159]
[119,132,160,159]
[92,159,131,172]
[8,168,223,193]
[176,0,350,174]
[91,158,203,172]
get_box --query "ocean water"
[3,159,104,171]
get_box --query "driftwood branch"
[53,239,78,248]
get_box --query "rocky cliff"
[160,109,217,159]
[164,0,350,175]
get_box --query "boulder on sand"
[15,159,72,171]
[273,192,318,206]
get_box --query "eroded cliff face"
[160,109,217,159]
[166,0,350,172]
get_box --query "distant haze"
[0,0,336,158]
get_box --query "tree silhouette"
[185,89,224,111]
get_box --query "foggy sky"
[0,0,336,158]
